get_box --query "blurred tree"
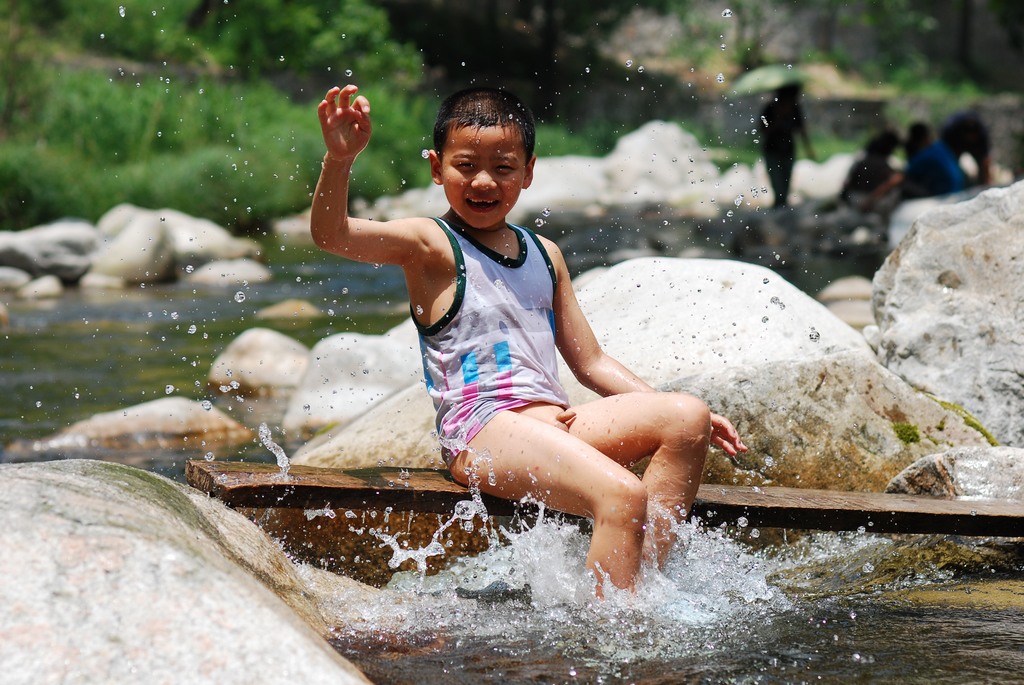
[0,0,53,140]
[379,0,674,117]
[988,0,1024,52]
[186,0,423,84]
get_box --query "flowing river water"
[2,216,1022,683]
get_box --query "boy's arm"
[547,239,656,396]
[547,238,747,455]
[311,85,430,266]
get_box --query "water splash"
[258,422,290,477]
[330,510,787,673]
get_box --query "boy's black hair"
[433,87,536,159]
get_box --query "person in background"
[840,129,902,215]
[940,111,991,186]
[903,121,933,162]
[759,84,816,208]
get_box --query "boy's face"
[429,124,535,232]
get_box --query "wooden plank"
[186,460,1024,537]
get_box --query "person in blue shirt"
[902,135,966,198]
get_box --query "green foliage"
[0,70,436,230]
[0,143,103,228]
[535,122,619,158]
[187,0,423,81]
[54,0,198,63]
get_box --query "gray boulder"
[0,459,370,684]
[602,121,722,209]
[283,321,421,440]
[669,350,991,492]
[817,275,875,331]
[0,265,32,290]
[16,274,63,300]
[99,204,261,264]
[88,211,177,284]
[0,220,99,281]
[886,446,1024,500]
[185,258,273,286]
[257,298,324,320]
[873,181,1024,447]
[10,397,253,453]
[209,327,310,396]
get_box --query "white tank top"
[417,218,570,453]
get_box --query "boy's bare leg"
[537,392,711,568]
[451,410,649,592]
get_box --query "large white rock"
[512,155,608,223]
[0,265,32,290]
[88,211,177,284]
[792,152,855,201]
[186,258,273,285]
[0,220,99,281]
[98,204,261,264]
[16,274,63,300]
[569,257,871,385]
[602,121,722,208]
[209,327,310,396]
[282,320,422,439]
[0,459,370,684]
[11,397,253,453]
[873,181,1024,447]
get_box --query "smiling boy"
[311,84,746,594]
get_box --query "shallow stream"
[3,217,1021,683]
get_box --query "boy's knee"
[597,477,648,529]
[666,393,711,443]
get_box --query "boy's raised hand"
[318,85,372,162]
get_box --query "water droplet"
[534,218,545,228]
[421,148,430,159]
[762,277,770,284]
[201,400,213,411]
[862,562,874,573]
[278,55,285,62]
[118,5,126,17]
[733,194,744,207]
[722,9,733,18]
[625,59,634,68]
[234,291,246,303]
[716,73,725,83]
[809,327,820,342]
[736,516,748,528]
[761,316,769,324]
[415,305,424,316]
[770,296,786,310]
[165,385,175,394]
[204,451,215,461]
[345,69,353,77]
[637,65,645,73]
